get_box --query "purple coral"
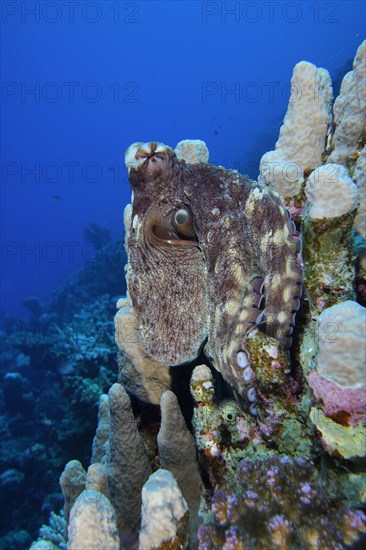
[342,510,366,546]
[212,491,239,526]
[223,526,245,549]
[197,524,220,549]
[267,515,292,548]
[201,455,366,549]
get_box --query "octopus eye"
[146,207,197,246]
[171,208,195,238]
[151,222,176,241]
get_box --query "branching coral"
[30,511,67,550]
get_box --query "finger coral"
[139,469,189,550]
[328,41,366,166]
[259,61,333,197]
[114,297,171,404]
[68,490,119,550]
[158,390,202,540]
[107,383,151,546]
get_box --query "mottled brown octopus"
[125,142,302,414]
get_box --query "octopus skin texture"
[125,142,302,411]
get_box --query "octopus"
[124,142,302,413]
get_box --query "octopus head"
[124,142,209,366]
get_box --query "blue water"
[1,0,365,316]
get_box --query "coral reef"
[302,165,359,311]
[91,394,110,464]
[85,463,108,496]
[305,301,366,460]
[59,460,86,525]
[305,164,359,220]
[0,238,123,546]
[315,301,365,391]
[27,41,366,550]
[45,238,126,324]
[353,145,366,238]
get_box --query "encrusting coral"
[306,301,366,460]
[31,41,366,550]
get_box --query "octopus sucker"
[247,386,257,403]
[125,142,302,413]
[236,350,249,369]
[295,282,303,298]
[251,276,265,295]
[256,310,266,327]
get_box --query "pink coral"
[308,371,366,426]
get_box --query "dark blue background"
[1,0,365,317]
